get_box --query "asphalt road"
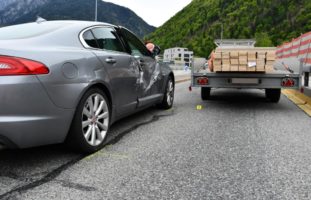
[1,81,311,200]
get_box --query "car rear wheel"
[158,76,174,109]
[66,88,110,153]
[265,88,281,103]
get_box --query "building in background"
[163,47,194,68]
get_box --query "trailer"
[191,40,302,103]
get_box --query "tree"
[255,32,274,47]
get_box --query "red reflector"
[197,77,209,85]
[0,56,49,76]
[281,78,295,87]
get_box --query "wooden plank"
[247,67,256,71]
[230,64,239,71]
[230,52,239,58]
[265,65,274,72]
[214,52,222,59]
[239,64,247,71]
[248,52,257,60]
[256,67,265,72]
[222,52,230,59]
[256,59,265,67]
[214,59,221,64]
[239,51,247,56]
[266,52,276,61]
[257,54,266,59]
[230,59,239,65]
[214,65,222,72]
[222,59,230,64]
[222,64,230,71]
[266,61,275,66]
[239,56,248,64]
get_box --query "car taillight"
[197,77,209,85]
[0,56,49,76]
[281,78,296,87]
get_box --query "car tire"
[66,88,110,154]
[201,87,211,100]
[158,76,174,109]
[265,88,281,103]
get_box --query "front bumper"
[0,75,74,148]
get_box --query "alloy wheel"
[82,93,109,146]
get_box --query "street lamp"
[215,22,224,41]
[95,0,98,21]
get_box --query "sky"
[101,0,192,27]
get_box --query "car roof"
[30,20,115,28]
[0,20,121,48]
[1,20,116,31]
[0,20,118,40]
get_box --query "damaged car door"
[118,27,163,108]
[82,26,140,116]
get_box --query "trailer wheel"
[201,87,211,100]
[265,89,281,103]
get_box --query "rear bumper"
[191,72,300,89]
[0,76,74,148]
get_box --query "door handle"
[134,56,144,65]
[105,58,116,64]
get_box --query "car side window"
[82,30,99,48]
[120,29,152,57]
[90,27,125,52]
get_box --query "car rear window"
[0,22,71,40]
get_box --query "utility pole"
[95,0,98,21]
[221,23,223,42]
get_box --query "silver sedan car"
[0,20,175,153]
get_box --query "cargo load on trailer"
[209,39,276,73]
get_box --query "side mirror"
[153,45,161,56]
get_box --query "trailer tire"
[265,89,281,103]
[201,87,211,100]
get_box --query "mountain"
[148,0,311,57]
[0,0,155,38]
[0,0,49,24]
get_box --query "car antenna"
[36,16,47,24]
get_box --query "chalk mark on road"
[55,180,97,192]
[106,108,176,146]
[0,108,176,200]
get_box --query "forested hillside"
[148,0,311,57]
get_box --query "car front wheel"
[66,88,110,153]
